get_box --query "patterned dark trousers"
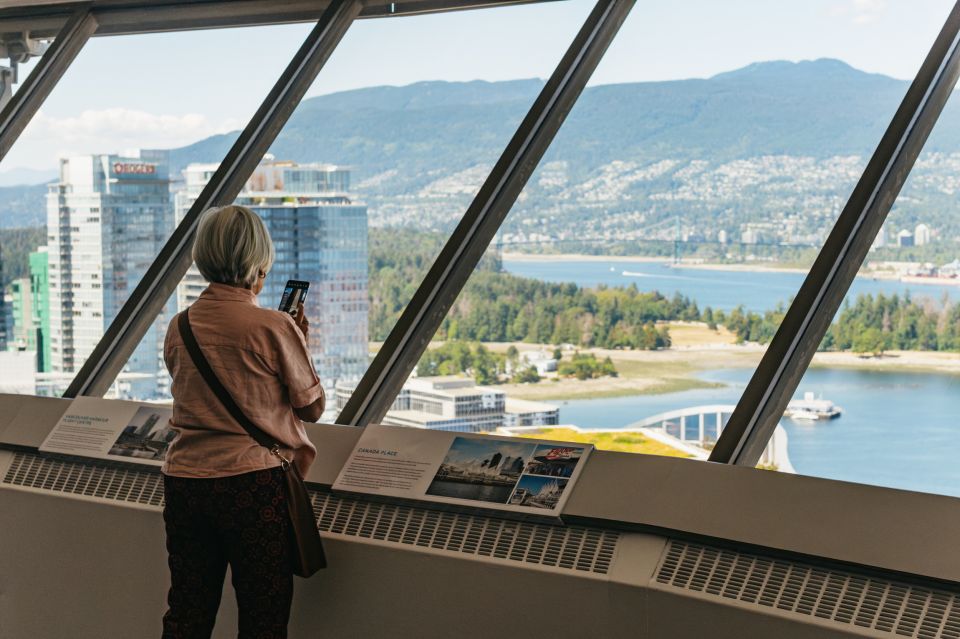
[162,468,293,639]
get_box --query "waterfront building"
[914,223,931,246]
[336,375,525,433]
[871,224,887,250]
[176,158,368,399]
[46,151,173,398]
[503,398,560,427]
[518,350,558,375]
[897,229,915,247]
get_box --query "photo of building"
[426,437,535,504]
[508,475,568,510]
[524,445,585,479]
[108,406,175,461]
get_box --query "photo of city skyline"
[508,475,569,510]
[426,437,536,504]
[108,406,175,461]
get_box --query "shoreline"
[500,252,960,289]
[501,252,670,264]
[371,339,959,403]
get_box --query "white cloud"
[8,108,241,169]
[829,0,887,25]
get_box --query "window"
[0,24,306,397]
[780,40,960,496]
[431,1,955,470]
[154,1,593,418]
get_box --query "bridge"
[625,404,794,472]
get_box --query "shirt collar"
[199,282,259,305]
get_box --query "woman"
[161,204,325,639]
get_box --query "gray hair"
[192,205,275,287]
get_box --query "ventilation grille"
[3,451,164,507]
[2,452,619,575]
[312,491,618,574]
[655,540,960,638]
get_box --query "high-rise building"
[0,243,6,352]
[914,223,931,246]
[46,151,173,398]
[29,248,51,372]
[176,158,369,398]
[8,278,32,351]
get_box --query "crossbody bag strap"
[177,308,283,457]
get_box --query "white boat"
[785,392,842,420]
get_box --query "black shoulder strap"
[177,308,278,450]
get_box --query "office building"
[335,376,558,433]
[503,398,560,427]
[176,158,368,398]
[46,151,173,398]
[897,229,915,247]
[28,248,50,372]
[914,223,932,246]
[7,278,30,350]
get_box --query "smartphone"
[278,280,309,315]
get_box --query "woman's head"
[192,205,275,291]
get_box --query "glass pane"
[0,25,306,397]
[433,1,953,466]
[780,45,960,496]
[161,1,593,419]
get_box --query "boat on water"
[784,392,842,421]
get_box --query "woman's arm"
[290,302,325,422]
[294,388,325,422]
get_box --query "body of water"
[426,480,515,504]
[503,258,960,312]
[502,257,960,498]
[558,367,960,498]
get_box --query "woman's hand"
[294,302,309,342]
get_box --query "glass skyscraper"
[46,151,173,398]
[176,158,369,401]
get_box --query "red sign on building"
[113,162,157,176]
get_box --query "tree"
[511,366,541,384]
[852,327,886,357]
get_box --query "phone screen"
[279,280,309,315]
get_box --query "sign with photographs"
[333,424,592,517]
[40,396,175,467]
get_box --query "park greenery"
[371,229,960,365]
[415,340,619,386]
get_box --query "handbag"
[177,308,327,577]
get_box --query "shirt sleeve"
[275,315,325,409]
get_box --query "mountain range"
[3,59,960,238]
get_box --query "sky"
[1,0,954,172]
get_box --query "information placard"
[40,396,174,467]
[333,424,592,517]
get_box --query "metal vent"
[2,452,619,575]
[312,491,618,575]
[3,451,164,507]
[655,540,960,638]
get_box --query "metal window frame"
[0,0,558,39]
[336,0,636,427]
[63,0,362,398]
[0,5,97,162]
[709,2,960,466]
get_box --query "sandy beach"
[501,251,670,264]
